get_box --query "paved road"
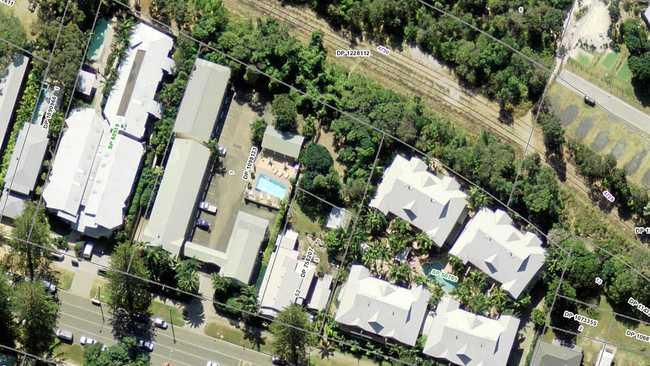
[57,292,271,366]
[558,69,650,135]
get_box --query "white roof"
[334,265,430,346]
[43,108,143,236]
[423,296,520,366]
[326,207,351,229]
[142,138,210,252]
[449,208,546,299]
[258,230,331,317]
[103,23,174,140]
[43,108,105,218]
[76,133,144,233]
[595,345,615,366]
[0,55,29,146]
[369,155,468,247]
[77,69,96,96]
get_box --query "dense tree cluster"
[285,0,570,109]
[617,19,650,87]
[84,337,149,366]
[270,304,313,366]
[0,13,27,72]
[297,143,341,216]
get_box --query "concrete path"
[558,70,650,135]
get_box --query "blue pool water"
[422,259,458,293]
[87,19,109,62]
[255,174,288,199]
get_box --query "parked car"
[42,280,57,294]
[199,201,218,214]
[49,250,65,261]
[83,242,94,259]
[196,218,210,231]
[271,356,286,365]
[97,268,107,276]
[137,339,154,352]
[217,145,227,157]
[101,344,108,352]
[55,329,73,343]
[206,361,220,366]
[91,298,101,306]
[584,95,596,106]
[80,336,97,345]
[153,317,168,329]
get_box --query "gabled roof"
[4,124,48,196]
[43,108,144,236]
[173,59,231,142]
[532,342,582,366]
[43,108,105,218]
[335,265,430,346]
[449,208,546,299]
[219,211,269,284]
[142,138,210,252]
[259,230,332,317]
[423,296,520,366]
[261,125,304,159]
[0,55,29,148]
[103,23,174,140]
[369,155,468,246]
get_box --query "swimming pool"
[87,19,109,62]
[255,174,288,199]
[422,259,458,293]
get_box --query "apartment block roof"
[0,55,29,149]
[369,155,468,246]
[449,208,546,299]
[335,265,430,346]
[4,124,48,196]
[261,126,304,159]
[173,59,231,142]
[103,23,174,140]
[218,211,269,284]
[423,296,520,366]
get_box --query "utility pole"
[98,286,105,328]
[169,308,176,343]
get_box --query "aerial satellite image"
[0,0,648,365]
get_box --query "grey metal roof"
[219,211,269,284]
[423,296,520,366]
[142,138,210,252]
[173,59,231,142]
[261,126,304,159]
[0,55,29,149]
[4,124,48,195]
[0,192,27,219]
[335,265,431,346]
[532,342,582,366]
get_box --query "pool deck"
[244,156,295,209]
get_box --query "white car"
[80,336,97,345]
[42,280,57,294]
[55,329,73,343]
[153,317,168,329]
[217,145,227,157]
[206,361,221,366]
[199,201,218,214]
[138,339,154,352]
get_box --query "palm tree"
[388,263,412,285]
[144,246,176,286]
[489,288,509,313]
[175,259,200,294]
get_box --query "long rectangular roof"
[43,108,105,218]
[219,211,269,284]
[370,155,468,246]
[449,208,546,299]
[335,265,430,346]
[142,138,210,252]
[103,23,174,140]
[173,59,231,142]
[4,124,48,196]
[423,296,520,366]
[0,55,29,149]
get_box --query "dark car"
[584,95,596,106]
[196,218,211,231]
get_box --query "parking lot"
[191,99,276,251]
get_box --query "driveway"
[558,70,650,135]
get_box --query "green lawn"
[289,202,323,235]
[149,301,185,327]
[55,343,84,365]
[599,51,619,70]
[310,351,383,366]
[89,278,110,302]
[204,321,274,354]
[0,0,37,38]
[55,268,75,291]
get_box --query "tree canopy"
[272,94,298,132]
[11,202,52,279]
[84,337,149,366]
[0,13,27,72]
[12,282,59,356]
[270,304,313,365]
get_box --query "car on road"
[196,218,210,231]
[138,339,154,352]
[584,95,596,106]
[42,280,57,294]
[206,361,221,366]
[153,317,168,329]
[55,329,73,343]
[80,336,97,345]
[199,201,218,214]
